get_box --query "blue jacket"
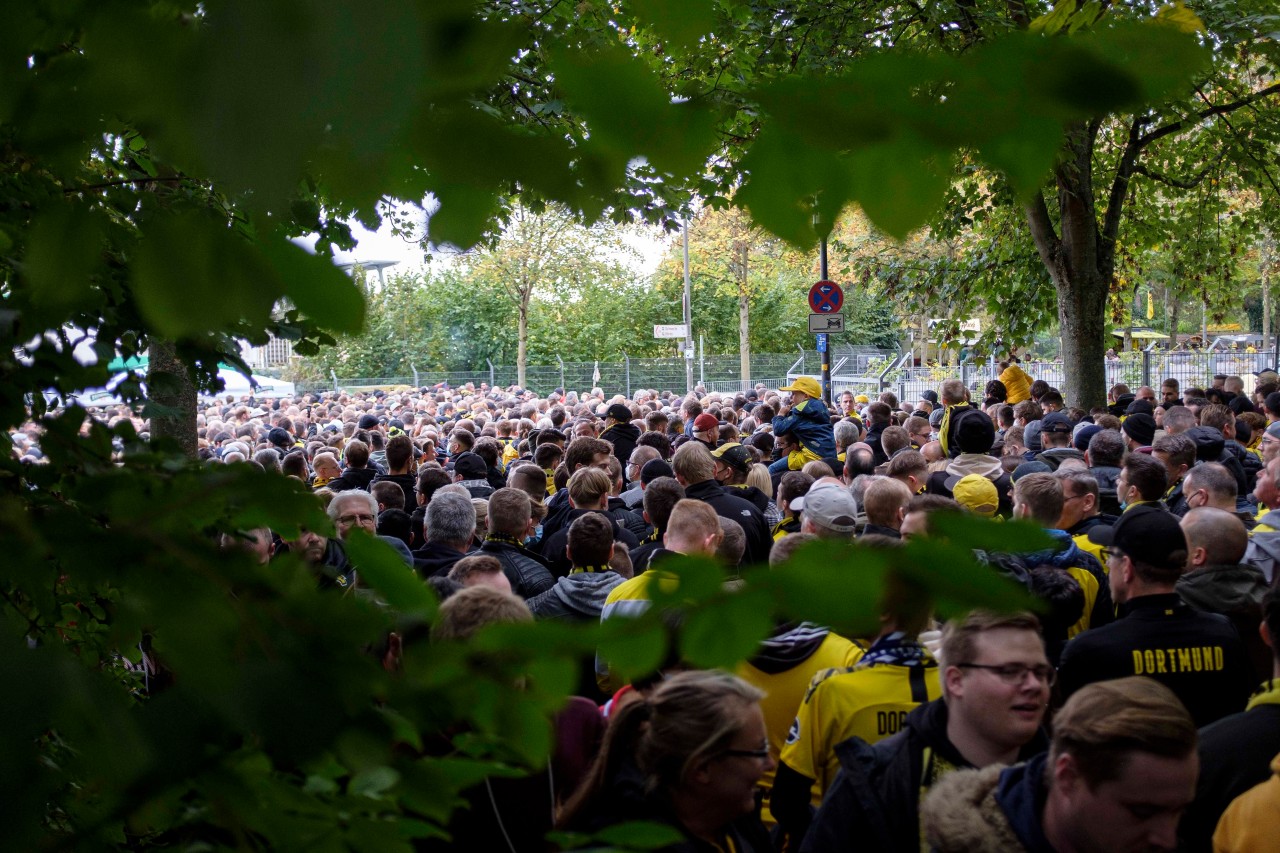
[772,398,835,459]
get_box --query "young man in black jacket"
[800,611,1050,852]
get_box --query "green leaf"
[131,212,283,338]
[769,539,886,635]
[631,0,717,51]
[847,135,953,240]
[21,203,105,324]
[592,820,687,849]
[551,43,718,178]
[598,617,668,681]
[348,765,400,798]
[343,532,437,620]
[260,238,366,335]
[679,588,775,669]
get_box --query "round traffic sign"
[808,280,844,313]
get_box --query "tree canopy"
[1,0,1269,847]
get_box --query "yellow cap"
[779,377,822,399]
[952,474,999,518]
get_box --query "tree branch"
[1131,157,1221,191]
[1137,82,1280,148]
[1023,189,1062,283]
[65,176,190,194]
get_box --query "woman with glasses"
[559,670,774,852]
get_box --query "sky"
[314,202,672,280]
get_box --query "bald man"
[1179,507,1269,680]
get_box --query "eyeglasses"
[719,745,771,761]
[955,662,1056,686]
[337,514,376,526]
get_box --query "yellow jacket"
[999,363,1032,405]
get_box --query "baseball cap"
[1266,421,1280,441]
[1040,412,1074,434]
[919,390,939,406]
[1073,423,1102,452]
[452,451,487,480]
[1086,504,1187,571]
[791,483,858,534]
[949,474,999,517]
[711,442,753,474]
[693,413,719,432]
[780,377,822,399]
[1011,461,1051,482]
[855,394,870,404]
[606,403,632,422]
[267,426,293,448]
[357,414,379,430]
[1254,368,1278,382]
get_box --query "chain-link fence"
[297,346,1279,401]
[825,349,1279,404]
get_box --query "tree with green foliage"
[0,0,1232,847]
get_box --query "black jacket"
[681,479,772,567]
[600,421,640,474]
[479,538,555,598]
[371,471,417,512]
[607,496,651,542]
[1187,426,1249,497]
[411,540,468,578]
[1179,684,1280,853]
[800,699,1046,853]
[540,487,574,540]
[629,534,665,574]
[1057,592,1254,728]
[539,508,640,579]
[327,467,377,492]
[1176,563,1271,682]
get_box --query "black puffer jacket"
[480,538,555,598]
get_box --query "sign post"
[808,269,843,404]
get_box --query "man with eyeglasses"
[1057,505,1253,727]
[619,446,660,509]
[328,489,414,567]
[800,611,1049,853]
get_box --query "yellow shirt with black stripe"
[737,634,868,825]
[779,657,941,795]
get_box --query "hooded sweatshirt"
[525,570,625,621]
[1177,563,1270,680]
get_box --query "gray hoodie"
[525,571,625,621]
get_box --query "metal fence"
[297,345,892,397]
[822,349,1280,404]
[298,346,1279,402]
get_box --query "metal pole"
[699,334,705,388]
[624,353,631,399]
[683,217,694,396]
[819,237,831,405]
[411,365,419,388]
[556,355,565,393]
[486,359,495,390]
[330,369,338,394]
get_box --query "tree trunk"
[146,339,198,459]
[1024,122,1110,409]
[517,300,528,389]
[738,241,750,386]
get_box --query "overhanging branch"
[1137,82,1280,148]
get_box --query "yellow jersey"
[737,631,868,825]
[780,657,941,795]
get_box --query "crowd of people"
[33,365,1280,852]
